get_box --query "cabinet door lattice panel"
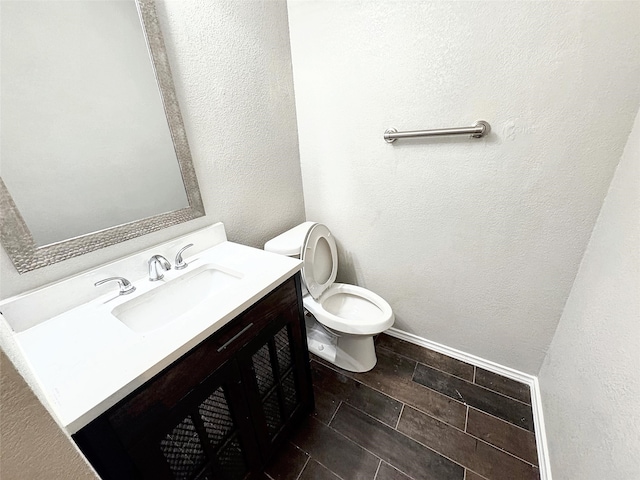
[160,415,207,480]
[216,434,248,480]
[274,326,293,374]
[164,385,249,480]
[199,388,235,447]
[249,324,300,442]
[253,344,276,397]
[137,369,254,480]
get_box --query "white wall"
[1,0,304,300]
[287,0,640,373]
[538,109,639,479]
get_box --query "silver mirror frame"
[0,0,205,274]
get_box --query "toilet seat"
[301,224,394,335]
[302,223,338,300]
[303,283,394,335]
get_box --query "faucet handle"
[94,277,136,295]
[175,243,194,270]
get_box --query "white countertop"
[0,224,301,434]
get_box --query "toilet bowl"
[265,222,394,372]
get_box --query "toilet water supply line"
[384,120,491,143]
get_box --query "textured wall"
[0,352,97,479]
[1,0,304,300]
[538,110,639,478]
[287,0,640,373]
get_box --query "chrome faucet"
[148,255,171,281]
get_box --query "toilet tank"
[264,221,317,257]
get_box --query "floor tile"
[413,363,534,431]
[331,403,464,480]
[375,462,413,480]
[265,338,541,480]
[264,442,309,480]
[291,415,380,480]
[466,407,538,466]
[354,348,467,429]
[298,460,341,480]
[377,335,474,381]
[358,345,417,381]
[474,368,531,404]
[311,360,402,427]
[397,406,539,480]
[311,388,340,425]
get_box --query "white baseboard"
[385,327,553,480]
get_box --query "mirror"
[0,0,205,274]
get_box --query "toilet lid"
[302,223,338,300]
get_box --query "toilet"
[265,222,394,372]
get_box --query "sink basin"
[111,265,242,333]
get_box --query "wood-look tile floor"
[265,334,540,480]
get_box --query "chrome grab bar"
[384,120,490,143]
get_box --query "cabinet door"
[127,360,261,480]
[238,300,313,460]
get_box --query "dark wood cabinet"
[74,274,313,480]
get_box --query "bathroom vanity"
[0,223,313,480]
[75,275,312,480]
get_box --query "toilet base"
[305,314,378,373]
[333,334,377,373]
